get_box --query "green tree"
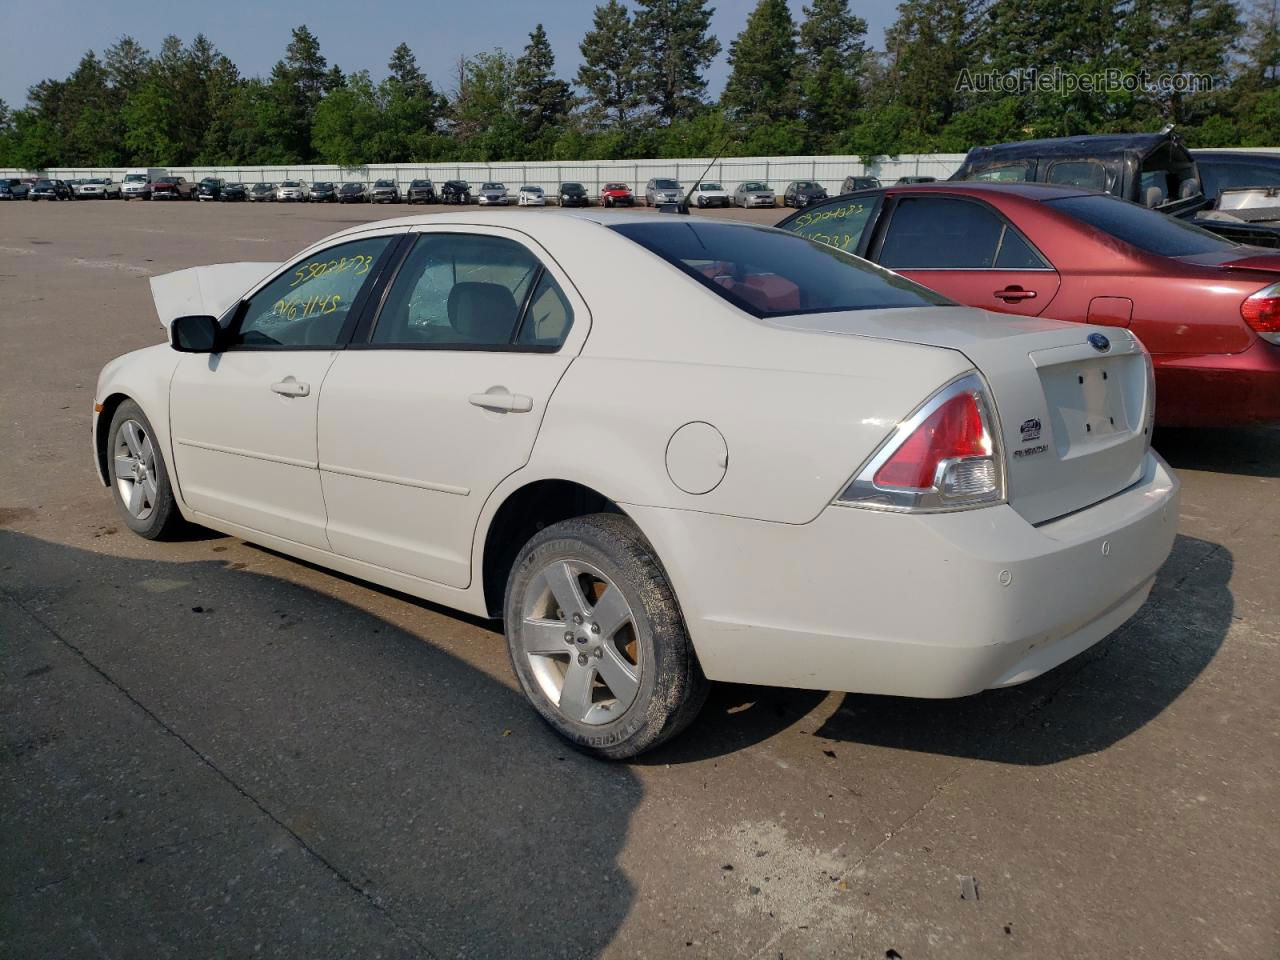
[104,36,150,95]
[722,0,800,141]
[514,24,572,144]
[797,0,868,150]
[449,51,524,160]
[1122,0,1243,127]
[312,70,383,165]
[882,0,978,142]
[577,1,643,127]
[382,43,446,160]
[634,0,721,122]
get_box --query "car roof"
[873,180,1097,201]
[963,132,1171,164]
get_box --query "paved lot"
[1,200,1277,959]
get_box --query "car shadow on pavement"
[0,530,638,960]
[1154,425,1280,478]
[808,534,1231,765]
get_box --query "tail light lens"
[1242,282,1280,345]
[837,372,1005,512]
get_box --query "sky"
[0,0,899,109]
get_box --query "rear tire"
[504,513,708,760]
[107,400,188,541]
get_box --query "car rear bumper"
[627,451,1179,698]
[1153,339,1280,426]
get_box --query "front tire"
[107,400,187,540]
[504,514,708,760]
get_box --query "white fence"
[0,153,969,198]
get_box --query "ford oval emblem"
[1088,333,1111,352]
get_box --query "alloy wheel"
[113,419,158,520]
[519,558,641,725]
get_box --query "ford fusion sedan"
[690,181,731,208]
[600,182,634,207]
[733,182,775,208]
[558,182,589,207]
[309,181,337,202]
[477,182,509,206]
[645,178,683,206]
[407,180,436,204]
[339,182,367,203]
[372,180,401,204]
[93,211,1178,758]
[276,180,309,202]
[248,183,275,202]
[780,181,1280,426]
[30,179,72,200]
[783,180,828,208]
[517,185,546,206]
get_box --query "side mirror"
[170,314,222,353]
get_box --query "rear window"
[1046,194,1239,257]
[611,221,951,319]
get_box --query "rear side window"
[878,197,1048,270]
[1046,194,1239,257]
[612,220,950,318]
[966,163,1032,183]
[371,233,572,349]
[1046,160,1109,191]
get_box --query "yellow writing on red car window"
[288,255,373,287]
[791,203,865,230]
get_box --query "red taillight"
[1242,283,1280,342]
[874,392,989,489]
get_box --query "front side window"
[780,195,878,254]
[232,235,395,348]
[371,233,573,349]
[1046,194,1238,257]
[878,196,1047,270]
[612,220,951,319]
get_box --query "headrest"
[1144,185,1166,207]
[447,282,519,343]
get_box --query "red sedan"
[778,182,1280,426]
[600,182,635,207]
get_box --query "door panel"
[319,230,582,588]
[168,232,399,547]
[877,194,1061,317]
[170,351,338,547]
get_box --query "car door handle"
[469,388,534,413]
[271,377,310,397]
[994,286,1037,302]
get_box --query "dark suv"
[309,181,338,202]
[407,179,436,204]
[558,182,589,207]
[783,181,828,208]
[197,177,226,201]
[30,179,73,201]
[840,175,881,193]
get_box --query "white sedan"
[516,185,546,206]
[93,211,1179,758]
[689,181,731,208]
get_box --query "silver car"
[645,178,683,206]
[276,179,309,202]
[733,181,775,208]
[477,182,509,206]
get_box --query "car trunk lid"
[769,306,1153,524]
